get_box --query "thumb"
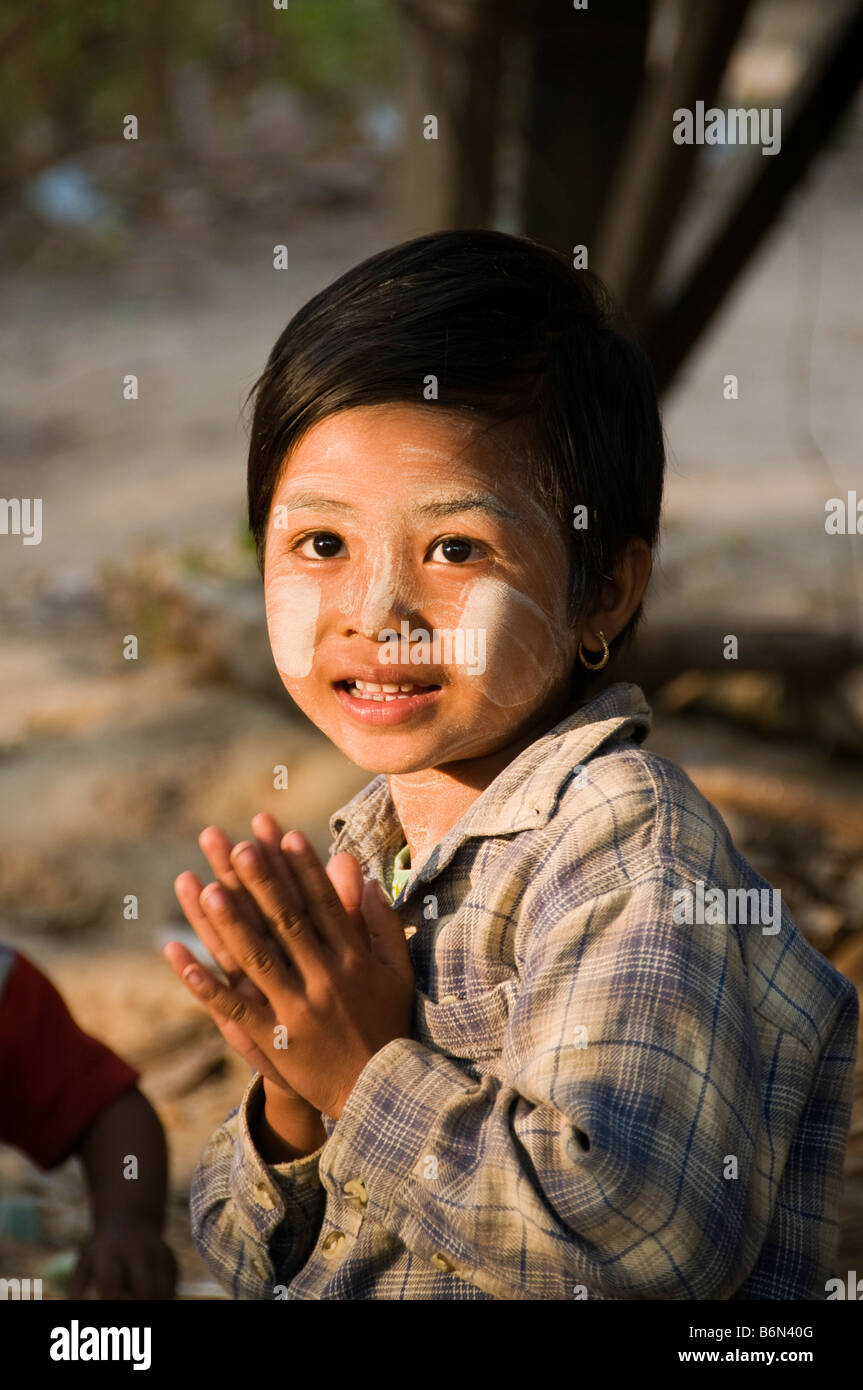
[327,852,369,944]
[69,1247,91,1300]
[362,879,413,979]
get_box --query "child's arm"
[166,822,401,1298]
[189,1075,328,1300]
[206,858,855,1301]
[310,867,857,1301]
[176,827,840,1299]
[71,1087,176,1300]
[306,868,770,1301]
[0,948,177,1299]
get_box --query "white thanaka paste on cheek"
[266,415,573,768]
[265,577,322,678]
[457,576,568,708]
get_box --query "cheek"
[457,577,571,708]
[265,578,322,679]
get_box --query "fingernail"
[183,965,204,987]
[233,844,257,867]
[284,831,307,853]
[202,885,227,910]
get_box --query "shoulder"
[527,744,858,1052]
[543,741,737,897]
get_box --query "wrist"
[262,1075,317,1112]
[89,1210,163,1236]
[253,1079,326,1162]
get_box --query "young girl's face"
[263,403,580,772]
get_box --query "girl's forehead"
[272,466,555,537]
[281,404,520,473]
[274,410,549,523]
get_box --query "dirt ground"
[1,135,862,1296]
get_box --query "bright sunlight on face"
[263,403,579,774]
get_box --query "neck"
[387,687,577,871]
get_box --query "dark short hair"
[246,228,664,695]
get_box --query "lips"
[332,674,443,724]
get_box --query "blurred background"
[1,0,862,1295]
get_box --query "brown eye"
[299,532,345,559]
[431,537,482,564]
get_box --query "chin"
[339,739,439,776]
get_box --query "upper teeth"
[348,679,426,699]
[348,683,419,695]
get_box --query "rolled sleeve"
[191,1073,326,1300]
[316,868,772,1301]
[321,1036,477,1218]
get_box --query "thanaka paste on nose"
[338,542,424,631]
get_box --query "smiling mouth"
[338,678,441,702]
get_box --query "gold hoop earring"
[577,630,609,671]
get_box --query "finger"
[199,826,270,932]
[174,872,267,1002]
[174,871,241,981]
[164,941,284,1080]
[250,813,308,915]
[254,816,365,951]
[94,1251,127,1301]
[69,1249,91,1300]
[230,841,325,977]
[279,832,369,954]
[327,853,370,947]
[201,825,298,977]
[215,1007,287,1085]
[361,878,415,983]
[200,880,302,998]
[251,811,285,855]
[156,1246,178,1301]
[127,1250,157,1302]
[167,935,271,1042]
[218,1026,285,1084]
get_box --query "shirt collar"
[328,681,652,897]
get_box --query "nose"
[339,545,420,639]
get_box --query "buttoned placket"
[314,1173,370,1265]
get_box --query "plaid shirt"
[191,682,858,1300]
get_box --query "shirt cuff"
[319,1037,476,1227]
[232,1074,326,1240]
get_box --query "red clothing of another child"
[0,947,139,1170]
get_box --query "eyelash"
[291,531,487,563]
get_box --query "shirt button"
[321,1229,347,1259]
[430,1251,457,1273]
[343,1178,369,1207]
[254,1183,275,1211]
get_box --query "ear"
[581,537,652,645]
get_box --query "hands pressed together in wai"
[163,813,415,1151]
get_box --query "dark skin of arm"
[70,1087,177,1300]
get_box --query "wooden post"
[393,0,507,238]
[593,0,753,325]
[644,0,863,394]
[520,0,650,256]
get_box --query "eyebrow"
[277,490,520,524]
[277,492,357,516]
